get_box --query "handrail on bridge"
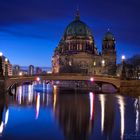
[8,73,119,79]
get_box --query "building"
[13,65,20,75]
[19,70,28,76]
[36,67,42,74]
[1,56,13,76]
[0,54,13,76]
[3,57,12,76]
[52,11,116,75]
[29,65,34,75]
[6,63,12,76]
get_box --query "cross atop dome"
[75,8,80,20]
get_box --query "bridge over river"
[0,74,140,95]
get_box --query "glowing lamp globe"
[102,60,105,64]
[90,77,94,82]
[36,77,40,82]
[0,52,3,57]
[5,58,8,62]
[19,72,22,76]
[121,55,125,60]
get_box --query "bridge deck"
[0,74,140,95]
[5,74,121,89]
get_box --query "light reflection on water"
[117,95,125,140]
[99,94,106,134]
[134,97,140,133]
[0,83,139,140]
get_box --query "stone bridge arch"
[4,75,121,92]
[93,77,121,89]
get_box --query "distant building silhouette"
[29,65,34,75]
[36,67,42,74]
[13,65,20,75]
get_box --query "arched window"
[80,44,82,50]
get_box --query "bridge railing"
[8,73,119,80]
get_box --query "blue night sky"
[0,0,140,67]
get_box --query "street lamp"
[5,58,8,62]
[90,77,94,82]
[121,55,125,61]
[0,52,3,76]
[102,60,105,67]
[36,77,40,82]
[121,55,126,79]
[5,58,8,77]
[93,61,96,66]
[19,72,23,76]
[0,52,3,57]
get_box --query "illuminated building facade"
[13,65,20,75]
[1,56,12,76]
[52,11,116,75]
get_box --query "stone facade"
[1,56,13,76]
[52,11,116,75]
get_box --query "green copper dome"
[64,16,93,37]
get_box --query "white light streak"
[18,86,22,104]
[99,94,106,133]
[0,122,3,134]
[117,95,125,140]
[4,109,9,125]
[89,92,94,120]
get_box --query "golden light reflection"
[99,94,106,133]
[117,95,125,140]
[35,93,40,119]
[53,85,57,112]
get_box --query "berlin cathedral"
[52,11,116,75]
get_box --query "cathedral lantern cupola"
[102,29,116,54]
[75,8,80,20]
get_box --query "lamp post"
[5,58,8,77]
[121,55,126,79]
[101,60,105,67]
[0,52,3,76]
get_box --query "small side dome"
[102,29,116,53]
[103,30,115,41]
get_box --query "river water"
[0,83,140,140]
